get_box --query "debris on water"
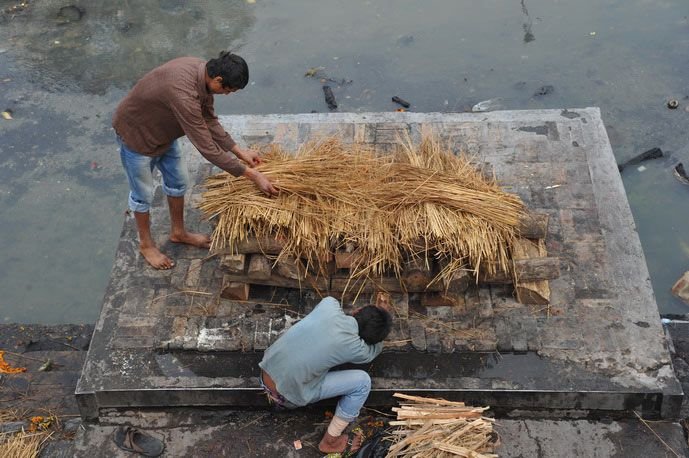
[304,66,325,78]
[533,85,554,97]
[618,147,663,172]
[396,35,414,47]
[90,161,99,170]
[392,96,411,108]
[323,85,337,110]
[38,358,53,372]
[673,163,689,185]
[56,5,84,24]
[589,32,596,36]
[472,98,502,112]
[1,109,13,120]
[637,165,647,172]
[667,99,679,109]
[395,108,406,112]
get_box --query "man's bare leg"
[167,195,211,248]
[134,211,175,270]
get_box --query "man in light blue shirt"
[259,296,392,455]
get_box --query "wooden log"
[274,256,304,280]
[444,269,473,293]
[517,212,549,239]
[480,257,560,284]
[228,236,285,255]
[512,239,550,305]
[330,275,444,293]
[219,254,246,274]
[421,292,460,307]
[220,278,249,301]
[334,249,360,269]
[402,256,434,291]
[222,273,329,291]
[248,254,272,280]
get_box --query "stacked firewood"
[204,135,559,305]
[385,393,498,458]
[218,210,558,305]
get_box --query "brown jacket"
[113,57,246,177]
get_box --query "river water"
[1,0,688,323]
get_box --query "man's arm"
[170,96,278,196]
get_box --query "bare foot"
[318,430,363,454]
[140,246,175,270]
[169,231,211,249]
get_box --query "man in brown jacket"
[113,52,277,269]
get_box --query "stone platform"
[76,109,683,420]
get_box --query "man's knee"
[355,372,371,394]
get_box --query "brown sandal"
[113,426,165,457]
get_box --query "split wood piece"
[330,275,444,293]
[480,257,560,284]
[220,277,250,301]
[402,255,435,291]
[334,249,361,269]
[219,254,246,274]
[512,238,551,305]
[421,292,461,307]
[393,393,470,406]
[232,236,285,255]
[442,268,473,293]
[222,273,329,292]
[248,254,272,280]
[517,211,549,239]
[274,256,305,281]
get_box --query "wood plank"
[220,279,249,301]
[480,257,560,284]
[330,275,444,293]
[512,239,550,304]
[248,254,272,280]
[219,254,246,274]
[222,273,329,291]
[517,212,549,239]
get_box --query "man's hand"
[233,146,262,168]
[243,168,279,197]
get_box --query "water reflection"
[1,0,689,321]
[2,0,255,93]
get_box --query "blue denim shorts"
[118,136,189,213]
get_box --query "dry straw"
[200,133,525,288]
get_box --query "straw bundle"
[385,393,498,458]
[200,134,525,288]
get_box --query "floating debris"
[304,66,325,78]
[392,96,411,108]
[667,99,679,109]
[56,5,84,24]
[323,85,337,110]
[1,109,13,120]
[673,163,689,185]
[533,85,554,97]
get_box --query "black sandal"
[113,426,165,457]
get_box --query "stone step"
[76,349,682,420]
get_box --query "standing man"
[259,296,392,455]
[113,52,278,269]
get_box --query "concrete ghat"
[76,109,682,419]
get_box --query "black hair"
[206,51,249,89]
[354,306,393,344]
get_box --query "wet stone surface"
[76,110,682,419]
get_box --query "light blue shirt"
[259,296,383,406]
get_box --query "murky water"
[1,0,689,323]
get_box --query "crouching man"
[259,296,392,455]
